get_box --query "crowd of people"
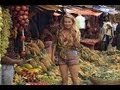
[100,16,120,51]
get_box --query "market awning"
[36,5,62,11]
[65,8,102,16]
[93,5,119,15]
[29,5,62,18]
[72,5,93,8]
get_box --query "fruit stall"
[80,39,100,50]
[0,5,63,85]
[13,44,120,85]
[0,5,120,85]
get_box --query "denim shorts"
[58,50,79,65]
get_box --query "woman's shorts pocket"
[67,50,78,60]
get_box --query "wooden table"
[80,39,100,49]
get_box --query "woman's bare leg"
[59,65,68,85]
[69,64,79,85]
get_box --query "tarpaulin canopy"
[93,5,119,15]
[72,5,93,8]
[29,5,62,18]
[36,5,62,11]
[65,7,102,16]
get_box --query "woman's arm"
[73,31,80,48]
[1,56,23,65]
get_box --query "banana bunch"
[13,73,25,85]
[0,7,12,59]
[36,73,61,85]
[0,6,3,32]
[0,6,3,61]
[0,6,3,68]
[15,66,39,83]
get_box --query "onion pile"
[10,5,29,31]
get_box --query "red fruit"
[18,16,24,21]
[23,15,28,20]
[27,6,29,10]
[25,19,29,23]
[19,10,25,15]
[24,23,29,27]
[18,26,24,30]
[16,6,21,11]
[20,35,26,41]
[16,23,20,27]
[20,20,26,25]
[24,11,29,15]
[21,6,27,11]
[21,51,26,57]
[26,6,29,11]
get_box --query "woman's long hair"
[60,14,81,45]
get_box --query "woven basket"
[90,77,120,85]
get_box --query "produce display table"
[80,39,100,49]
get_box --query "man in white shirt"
[76,14,86,38]
[101,21,114,51]
[76,14,86,29]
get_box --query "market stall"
[0,5,62,85]
[1,5,120,85]
[80,39,100,50]
[12,5,62,85]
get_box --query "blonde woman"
[57,14,81,85]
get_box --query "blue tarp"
[93,5,118,15]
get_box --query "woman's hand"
[17,60,24,66]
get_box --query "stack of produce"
[9,5,29,58]
[9,5,29,31]
[14,61,61,85]
[0,6,12,59]
[77,45,120,84]
[13,39,61,85]
[77,45,108,66]
[0,6,3,32]
[13,42,120,85]
[92,67,120,80]
[0,6,3,61]
[14,63,43,84]
[35,66,61,85]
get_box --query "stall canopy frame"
[63,5,102,16]
[29,5,62,18]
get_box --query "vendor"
[101,19,114,51]
[0,30,24,85]
[41,14,61,61]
